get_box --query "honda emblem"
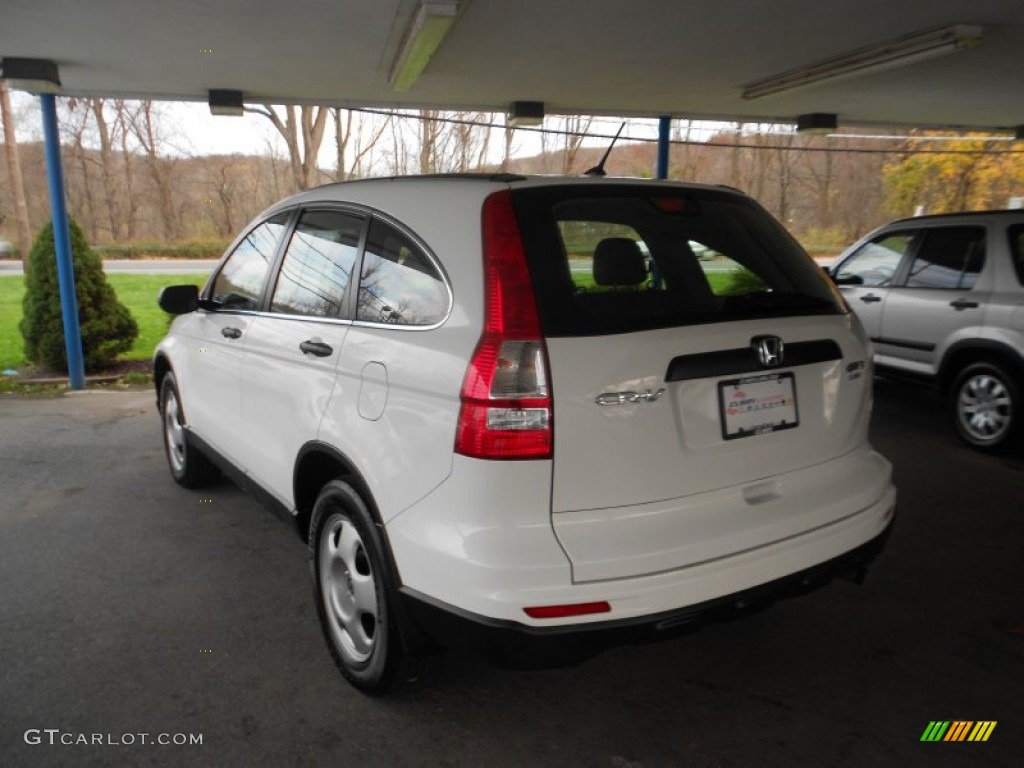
[752,335,784,368]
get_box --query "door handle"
[221,326,242,339]
[300,340,334,357]
[859,294,882,303]
[950,299,979,310]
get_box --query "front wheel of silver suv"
[951,361,1020,452]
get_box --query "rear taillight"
[454,191,553,460]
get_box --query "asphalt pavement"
[0,381,1021,767]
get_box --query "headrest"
[593,238,647,287]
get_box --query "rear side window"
[270,210,363,318]
[905,226,985,290]
[513,186,841,336]
[356,219,448,326]
[211,213,289,309]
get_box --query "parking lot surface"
[1,381,1021,767]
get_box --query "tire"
[159,372,220,488]
[951,361,1020,452]
[309,480,419,695]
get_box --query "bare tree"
[60,101,100,240]
[560,115,592,174]
[88,98,128,241]
[131,100,181,240]
[333,108,391,180]
[114,100,140,241]
[0,82,32,265]
[247,104,329,190]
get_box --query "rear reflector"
[524,602,612,620]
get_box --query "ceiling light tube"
[390,0,458,92]
[742,24,983,100]
[1,57,61,93]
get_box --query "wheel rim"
[163,389,187,473]
[957,373,1012,443]
[319,513,379,663]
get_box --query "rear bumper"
[400,516,894,668]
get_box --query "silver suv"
[832,210,1024,451]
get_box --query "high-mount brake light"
[455,191,553,460]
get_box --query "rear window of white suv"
[512,185,842,336]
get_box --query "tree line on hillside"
[2,95,1022,261]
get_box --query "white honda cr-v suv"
[155,174,896,694]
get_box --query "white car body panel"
[240,314,349,504]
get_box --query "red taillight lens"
[454,191,553,460]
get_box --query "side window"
[905,226,985,290]
[211,213,289,309]
[1007,224,1023,286]
[270,210,363,318]
[557,221,653,293]
[834,233,913,287]
[356,220,448,326]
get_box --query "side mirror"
[159,284,200,315]
[833,273,864,286]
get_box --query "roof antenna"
[584,122,625,177]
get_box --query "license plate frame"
[718,373,799,440]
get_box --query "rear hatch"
[512,183,873,581]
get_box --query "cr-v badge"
[595,389,666,406]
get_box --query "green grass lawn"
[0,273,207,371]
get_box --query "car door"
[876,225,987,374]
[239,208,364,504]
[180,213,289,462]
[833,231,914,340]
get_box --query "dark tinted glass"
[905,226,985,289]
[1009,224,1024,286]
[271,210,363,318]
[211,213,289,309]
[513,186,841,337]
[356,219,448,326]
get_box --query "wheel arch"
[938,340,1024,395]
[153,353,172,405]
[293,441,382,542]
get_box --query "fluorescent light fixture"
[390,0,458,91]
[208,89,244,116]
[1,57,60,93]
[796,113,837,135]
[508,101,544,127]
[743,24,983,100]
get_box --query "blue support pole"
[39,93,85,390]
[656,115,671,180]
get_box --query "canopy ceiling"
[2,0,1023,130]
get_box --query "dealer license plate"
[718,373,799,440]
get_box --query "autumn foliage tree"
[883,133,1024,216]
